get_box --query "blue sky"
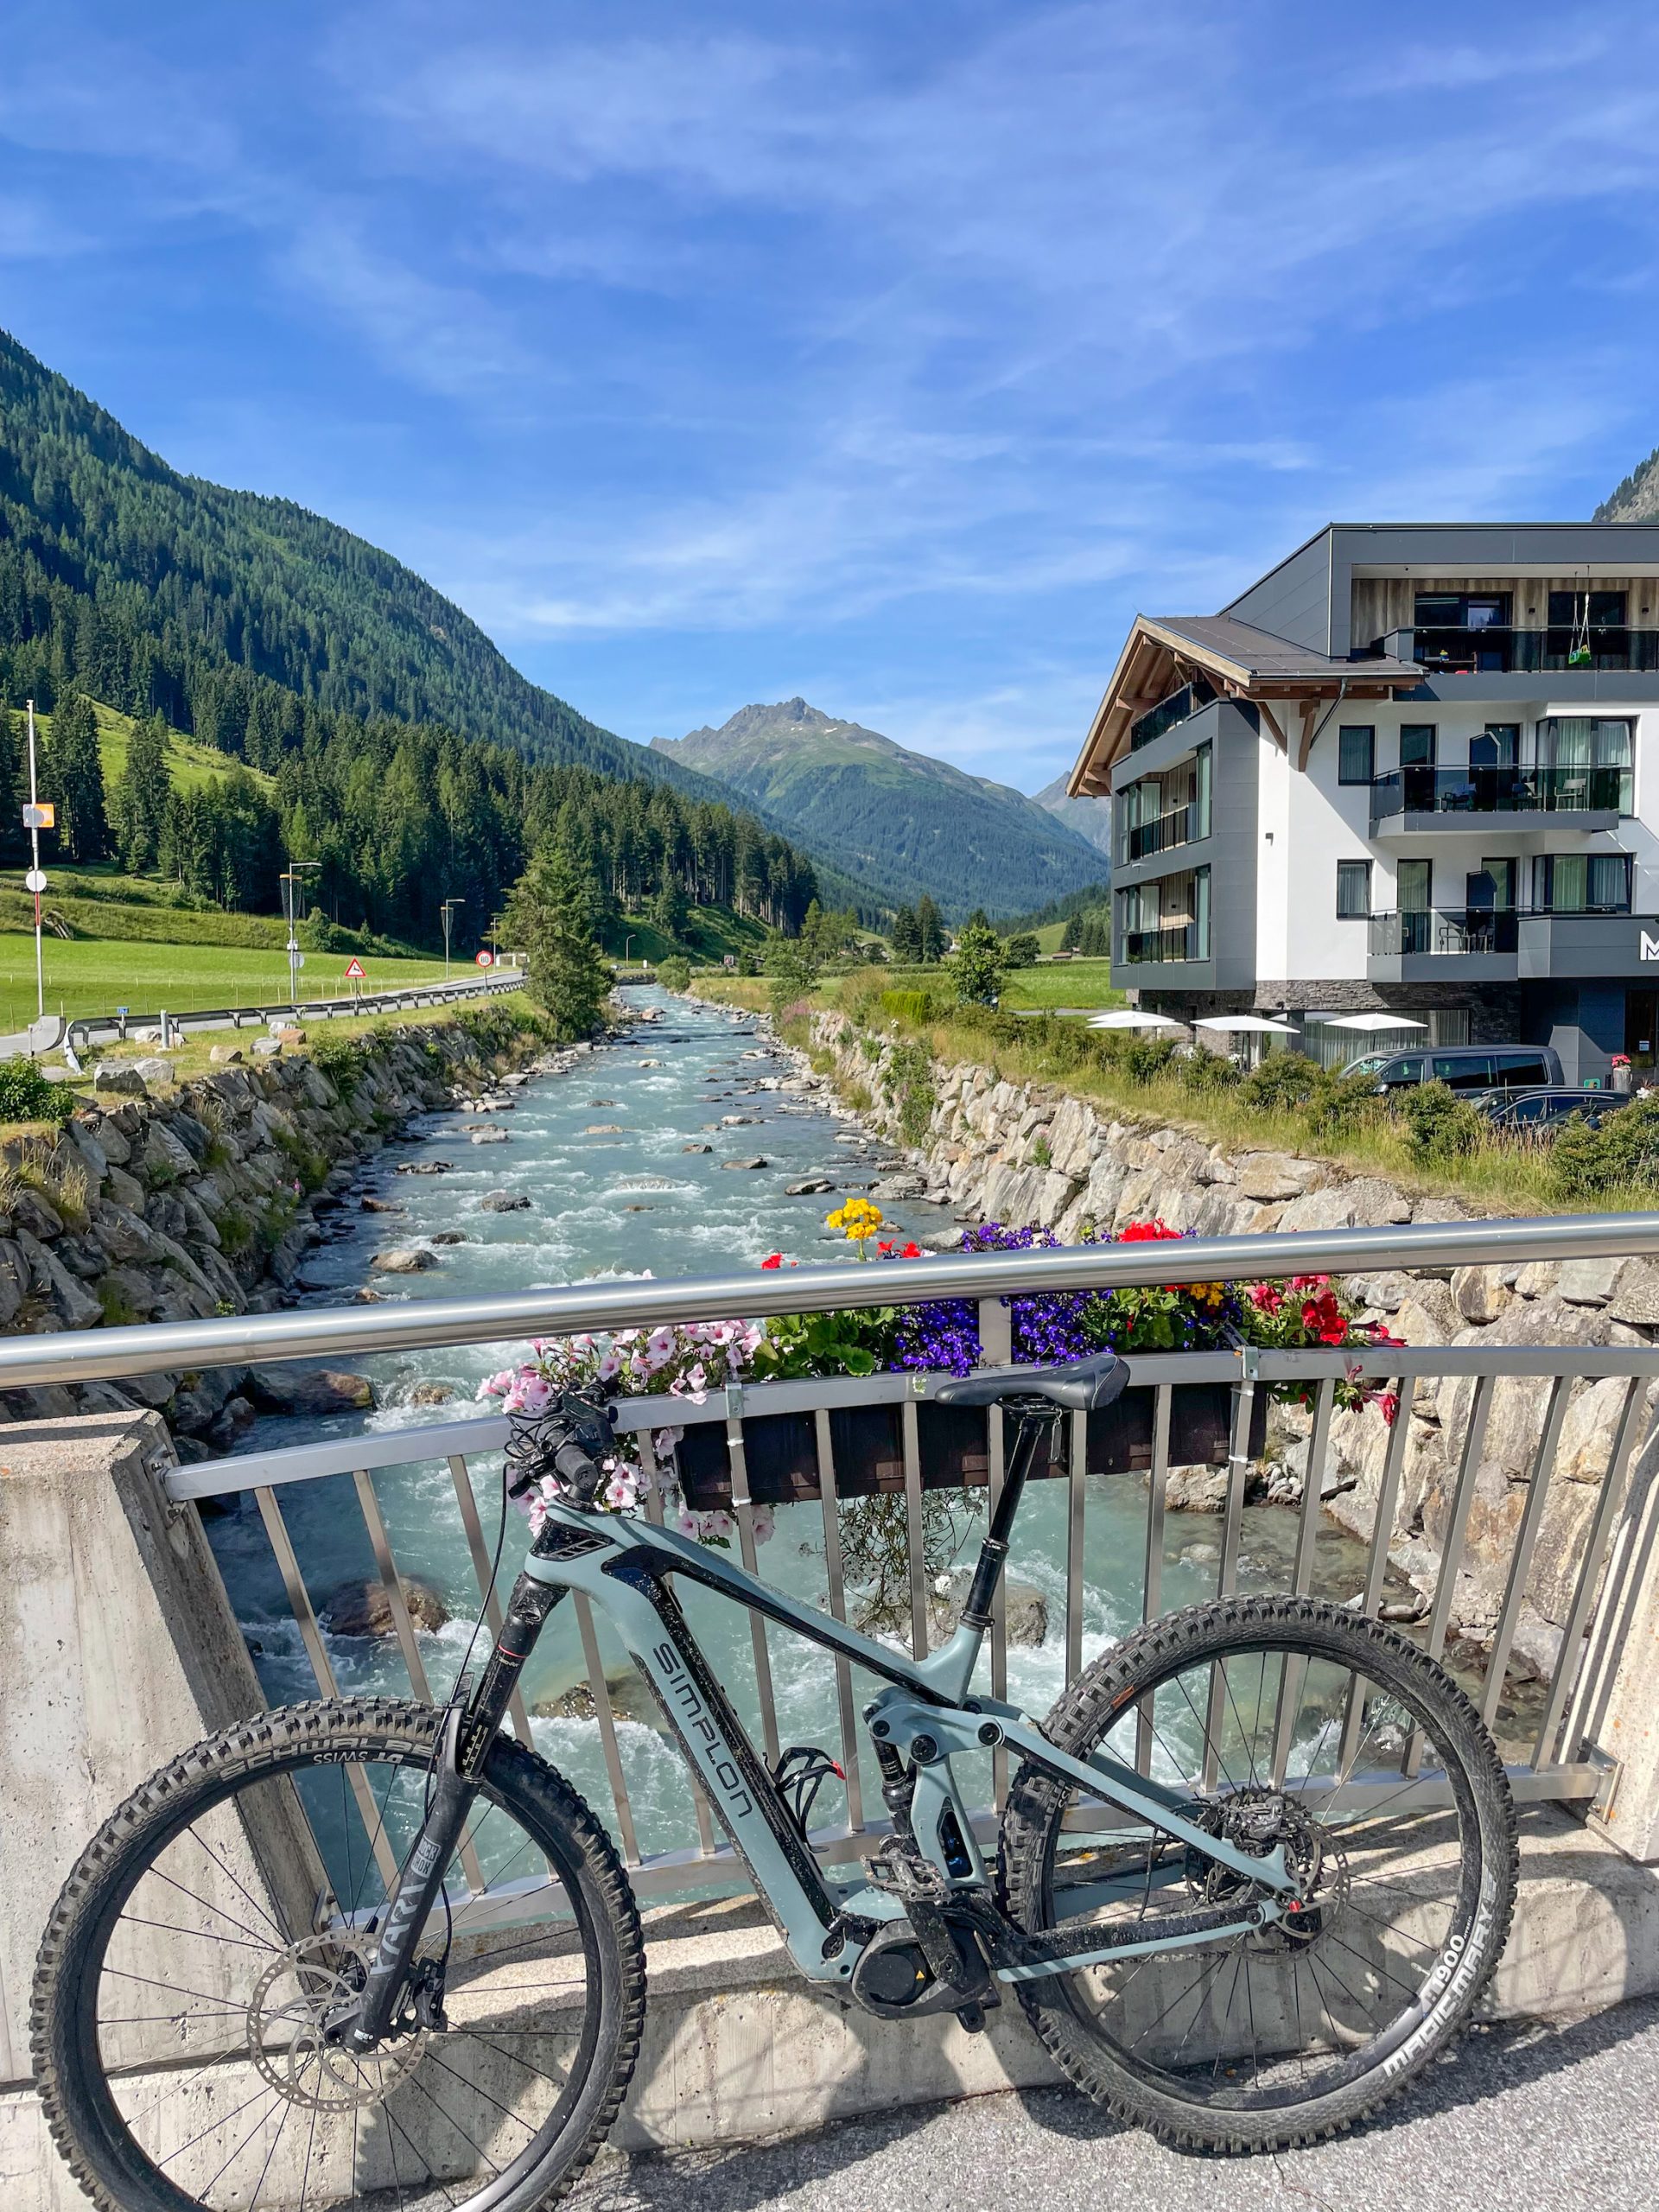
[5,3,1659,792]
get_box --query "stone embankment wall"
[0,1019,559,1454]
[810,1011,1659,1673]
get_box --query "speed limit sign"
[475,950,495,968]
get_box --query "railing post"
[1581,1414,1659,1861]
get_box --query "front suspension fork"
[340,1572,568,2049]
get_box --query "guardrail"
[15,1211,1659,1905]
[60,968,525,1058]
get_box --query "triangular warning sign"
[345,957,366,979]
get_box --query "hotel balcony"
[1369,764,1630,836]
[1363,625,1659,676]
[1368,906,1659,984]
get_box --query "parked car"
[1344,1044,1564,1095]
[1476,1087,1630,1134]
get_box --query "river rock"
[245,1364,376,1414]
[682,1142,713,1154]
[395,1160,454,1176]
[927,1569,1048,1649]
[785,1178,835,1195]
[429,1230,468,1245]
[871,1172,926,1200]
[584,1123,624,1134]
[412,1381,456,1405]
[361,1196,403,1212]
[209,1045,245,1065]
[721,1156,768,1170]
[371,1245,439,1274]
[471,1129,511,1144]
[481,1190,531,1211]
[721,1115,759,1127]
[322,1576,448,1637]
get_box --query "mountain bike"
[34,1349,1516,2209]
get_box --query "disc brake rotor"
[247,1931,429,2112]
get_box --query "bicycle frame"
[517,1506,1295,1990]
[344,1422,1298,2048]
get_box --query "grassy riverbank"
[690,969,1657,1218]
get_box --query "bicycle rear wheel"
[999,1595,1516,2151]
[33,1698,645,2212]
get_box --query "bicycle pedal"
[955,2002,988,2035]
[869,1845,950,1904]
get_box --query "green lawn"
[1000,957,1126,1011]
[0,933,454,1029]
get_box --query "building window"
[1338,726,1374,785]
[1336,860,1372,918]
[1399,724,1436,768]
[1532,853,1632,913]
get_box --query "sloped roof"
[1067,613,1422,793]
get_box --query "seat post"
[959,1408,1053,1632]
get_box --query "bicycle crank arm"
[996,1898,1286,1984]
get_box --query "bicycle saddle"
[932,1347,1125,1413]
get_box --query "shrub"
[1241,1053,1320,1113]
[0,1059,74,1126]
[1121,1034,1178,1085]
[880,988,936,1026]
[1400,1080,1483,1163]
[884,1039,936,1147]
[1176,1048,1243,1096]
[1549,1093,1659,1199]
[657,955,692,994]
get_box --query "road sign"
[345,957,366,980]
[23,868,47,893]
[475,950,494,967]
[116,1006,129,1017]
[22,802,54,829]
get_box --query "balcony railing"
[1362,625,1659,675]
[1370,764,1632,823]
[1369,905,1643,957]
[2,1216,1656,1907]
[1124,801,1206,863]
[1120,918,1207,963]
[1129,677,1216,752]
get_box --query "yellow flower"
[827,1198,885,1248]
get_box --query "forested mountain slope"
[1595,448,1659,523]
[653,697,1108,919]
[1032,771,1112,858]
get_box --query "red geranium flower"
[760,1253,784,1269]
[899,1242,923,1259]
[1118,1219,1183,1243]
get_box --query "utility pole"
[24,700,45,1027]
[280,861,320,1008]
[441,898,464,982]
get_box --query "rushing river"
[207,988,1404,1862]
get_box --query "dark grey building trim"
[1111,701,1258,993]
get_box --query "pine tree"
[915,893,944,963]
[890,905,921,962]
[0,709,18,858]
[1060,911,1084,952]
[112,711,170,871]
[508,842,611,1042]
[44,692,110,861]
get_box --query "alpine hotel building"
[1068,524,1659,1084]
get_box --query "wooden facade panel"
[1351,575,1659,645]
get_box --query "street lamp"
[279,861,321,1009]
[623,933,634,968]
[440,898,465,982]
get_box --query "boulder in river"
[785,1178,835,1195]
[583,1123,624,1134]
[471,1129,511,1144]
[683,1143,713,1154]
[481,1190,532,1212]
[246,1364,376,1415]
[395,1160,454,1176]
[871,1172,926,1200]
[721,1156,768,1170]
[371,1246,439,1274]
[322,1577,448,1637]
[360,1196,403,1213]
[429,1230,468,1245]
[412,1382,456,1406]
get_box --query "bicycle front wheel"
[999,1596,1516,2151]
[33,1698,645,2212]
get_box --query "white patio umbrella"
[1192,1014,1301,1035]
[1302,1012,1429,1033]
[1087,1009,1184,1030]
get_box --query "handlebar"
[505,1389,617,1509]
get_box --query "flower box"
[671,1382,1268,1510]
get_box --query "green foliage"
[1177,1047,1243,1096]
[879,987,937,1026]
[111,712,170,872]
[750,1303,898,1379]
[1004,931,1041,968]
[0,1058,73,1124]
[765,931,821,1019]
[946,918,1006,1005]
[1060,912,1084,952]
[509,843,612,1042]
[889,904,921,962]
[1549,1094,1659,1198]
[1121,1033,1179,1084]
[884,1039,936,1147]
[915,893,945,963]
[656,955,692,993]
[1241,1054,1321,1112]
[42,692,109,861]
[1400,1080,1484,1163]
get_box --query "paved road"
[575,1996,1659,2211]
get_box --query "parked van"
[1345,1044,1565,1094]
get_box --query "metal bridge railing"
[25,1210,1652,1907]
